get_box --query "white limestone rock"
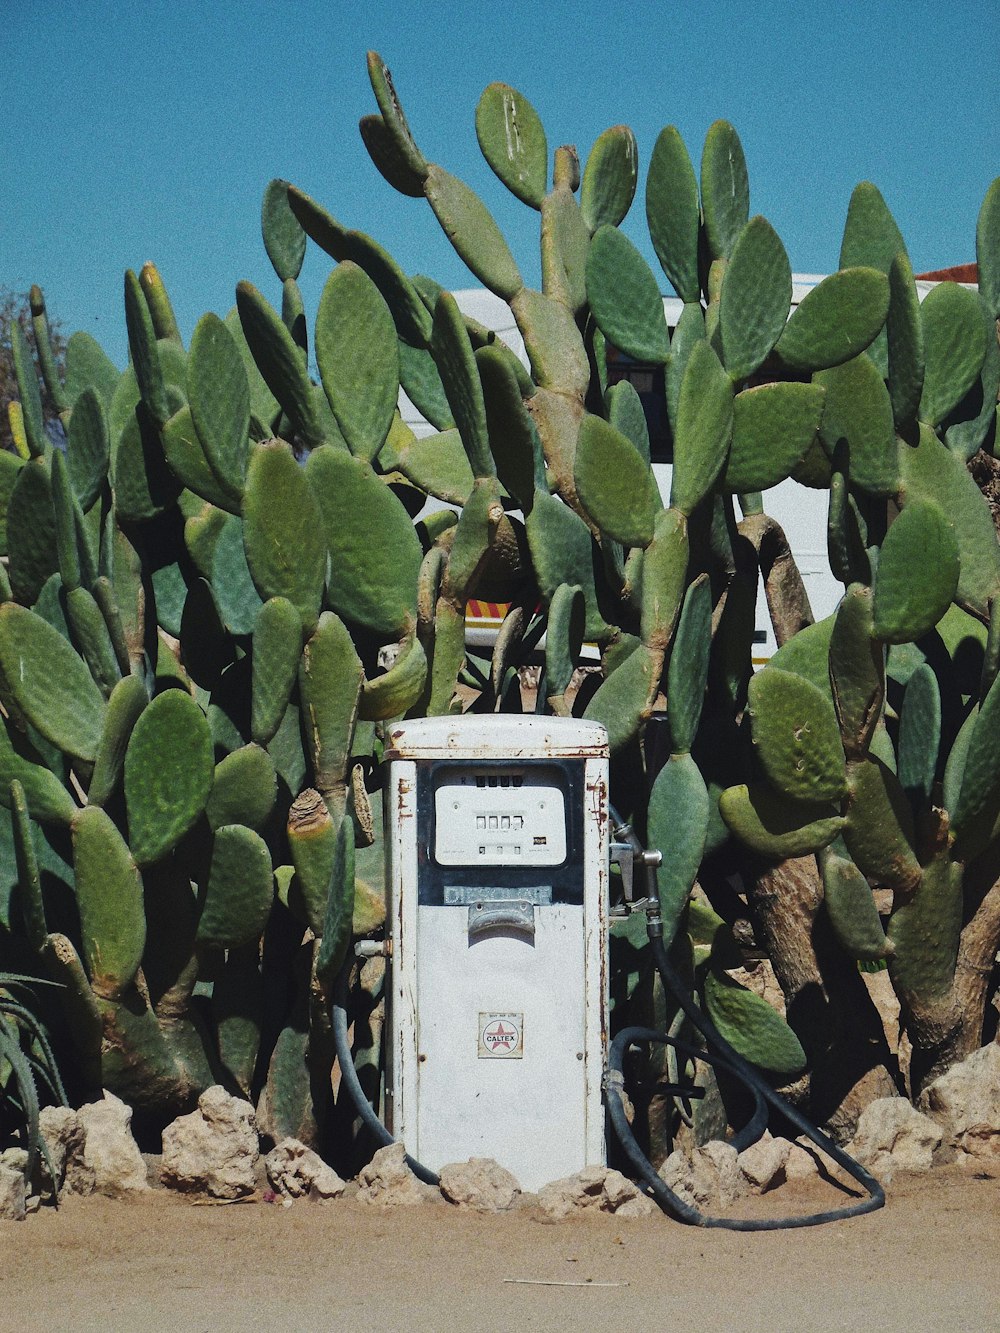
[439,1158,521,1212]
[64,1092,148,1197]
[161,1086,259,1199]
[537,1165,657,1219]
[738,1134,791,1193]
[0,1163,26,1221]
[846,1097,942,1184]
[355,1143,439,1206]
[919,1043,1000,1171]
[265,1138,345,1201]
[659,1140,746,1210]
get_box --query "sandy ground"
[2,1167,997,1333]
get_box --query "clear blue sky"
[4,1,997,369]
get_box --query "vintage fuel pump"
[381,715,609,1191]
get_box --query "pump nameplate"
[479,1012,523,1058]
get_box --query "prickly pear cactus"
[2,51,998,1154]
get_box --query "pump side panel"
[413,907,587,1189]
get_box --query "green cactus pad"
[0,450,23,556]
[124,269,170,428]
[872,500,959,643]
[424,166,524,302]
[242,440,325,634]
[476,346,542,507]
[718,216,791,381]
[671,341,734,516]
[9,779,46,950]
[545,584,585,701]
[820,844,889,961]
[430,292,494,478]
[586,226,670,364]
[10,319,46,458]
[50,449,82,592]
[224,307,280,431]
[384,423,474,507]
[188,313,250,498]
[539,184,589,315]
[298,612,363,800]
[306,445,422,636]
[206,513,263,637]
[723,382,824,494]
[886,252,925,430]
[7,459,58,604]
[640,507,689,649]
[945,294,1000,462]
[768,615,837,687]
[666,574,711,755]
[0,726,76,827]
[700,121,749,263]
[645,127,700,303]
[584,641,659,752]
[359,113,427,198]
[897,663,940,809]
[525,490,608,641]
[815,355,898,495]
[66,387,111,513]
[647,752,709,944]
[195,824,273,951]
[315,816,356,989]
[65,330,119,411]
[261,179,307,282]
[124,688,215,866]
[0,602,106,762]
[397,341,454,432]
[829,585,883,755]
[366,51,428,184]
[605,380,650,467]
[575,413,660,547]
[251,597,303,747]
[316,262,399,463]
[235,283,325,449]
[206,745,277,831]
[580,126,638,232]
[161,406,238,514]
[287,188,432,348]
[838,182,909,376]
[776,268,890,372]
[918,281,988,427]
[71,804,145,1000]
[65,585,121,699]
[89,674,149,808]
[360,633,428,720]
[839,181,908,273]
[747,667,846,803]
[887,855,962,1003]
[843,756,921,893]
[704,970,806,1076]
[899,423,1000,621]
[475,83,547,209]
[719,783,844,858]
[952,668,1000,839]
[977,177,1000,320]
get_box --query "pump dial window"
[433,769,567,867]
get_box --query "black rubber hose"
[331,958,440,1187]
[604,926,885,1229]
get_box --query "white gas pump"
[383,715,609,1191]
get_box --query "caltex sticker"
[479,1012,523,1058]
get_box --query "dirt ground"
[3,1167,997,1332]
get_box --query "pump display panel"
[416,760,585,905]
